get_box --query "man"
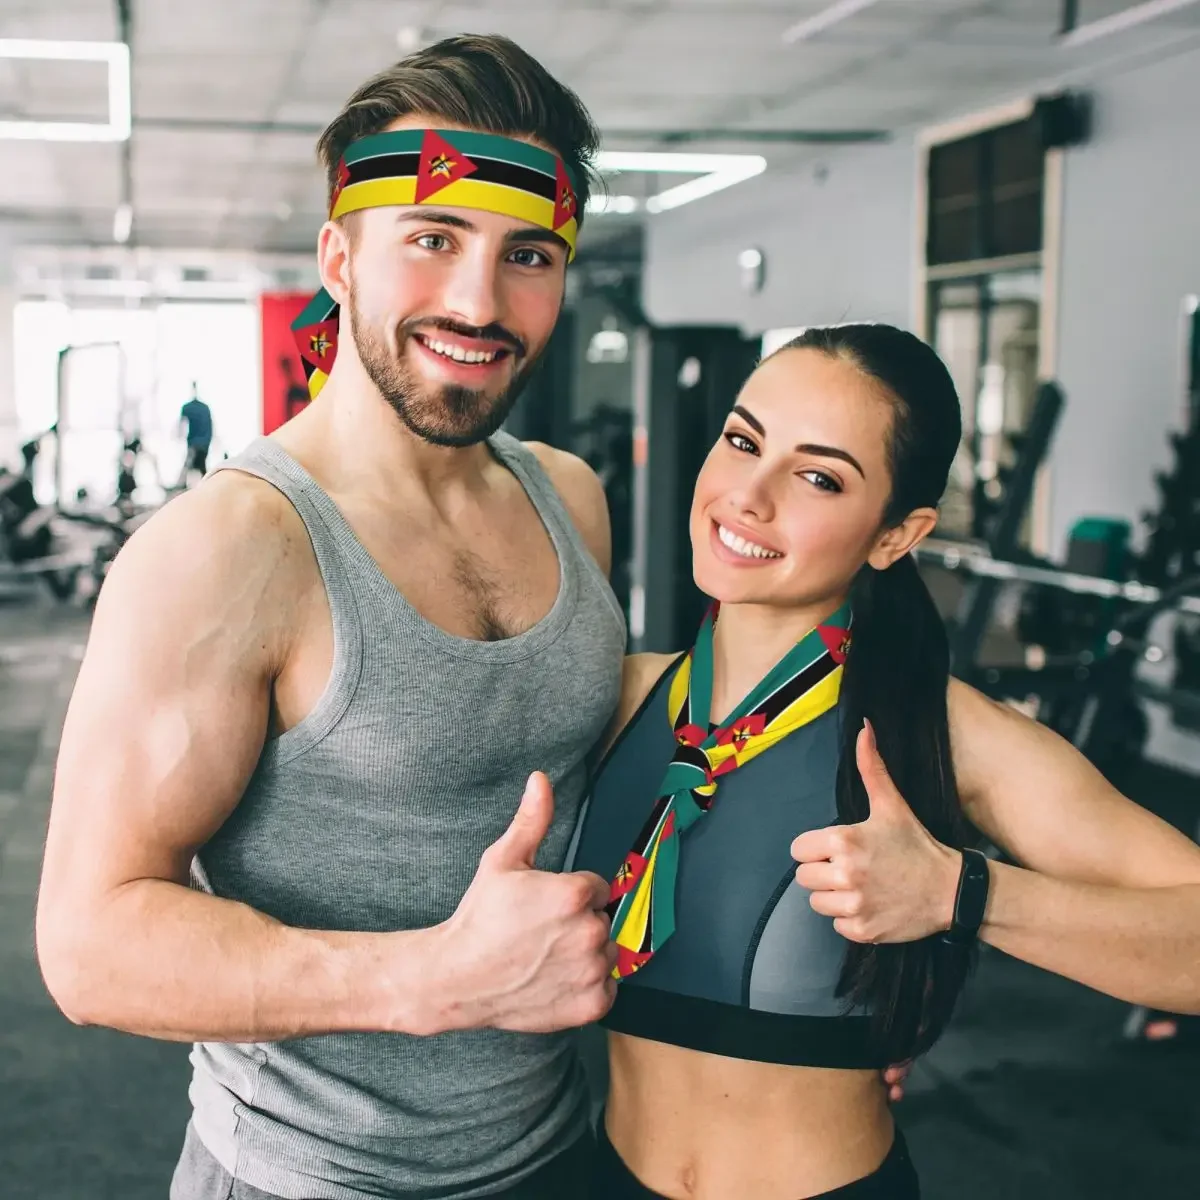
[178,382,214,483]
[37,35,627,1200]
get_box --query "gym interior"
[1,2,1199,1197]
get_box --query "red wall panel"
[260,292,316,435]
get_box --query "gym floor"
[0,596,1196,1199]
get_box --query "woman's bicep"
[949,678,1200,889]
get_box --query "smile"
[717,523,782,560]
[413,333,507,365]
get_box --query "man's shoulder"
[521,440,599,495]
[521,441,611,574]
[120,470,311,597]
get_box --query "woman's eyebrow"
[730,405,865,478]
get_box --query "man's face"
[326,117,570,447]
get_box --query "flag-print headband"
[291,128,581,400]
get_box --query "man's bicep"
[44,498,281,906]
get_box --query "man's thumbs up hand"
[790,720,962,944]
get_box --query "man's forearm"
[978,861,1200,1014]
[38,879,456,1042]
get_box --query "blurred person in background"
[178,381,213,486]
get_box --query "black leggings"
[589,1115,920,1199]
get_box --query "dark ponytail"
[777,324,975,1063]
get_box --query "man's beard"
[348,286,537,448]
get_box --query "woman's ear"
[866,507,939,571]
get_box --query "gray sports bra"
[569,656,882,1068]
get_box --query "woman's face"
[690,347,904,609]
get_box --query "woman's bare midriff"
[605,1032,895,1200]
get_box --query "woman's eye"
[801,470,842,494]
[724,431,758,455]
[510,247,549,267]
[416,233,450,251]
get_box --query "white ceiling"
[1,0,1199,257]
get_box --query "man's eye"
[416,234,450,251]
[510,247,550,267]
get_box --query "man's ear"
[866,507,939,571]
[316,218,353,307]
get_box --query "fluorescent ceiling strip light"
[594,150,768,212]
[0,38,131,142]
[597,150,764,175]
[781,0,881,45]
[586,194,641,215]
[1060,0,1200,48]
[645,157,767,213]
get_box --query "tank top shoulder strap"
[209,437,365,765]
[489,430,623,626]
[213,438,359,588]
[488,432,577,541]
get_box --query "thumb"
[490,771,555,869]
[857,720,910,822]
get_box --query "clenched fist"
[437,771,619,1033]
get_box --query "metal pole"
[628,327,653,652]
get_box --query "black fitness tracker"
[942,847,991,946]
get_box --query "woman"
[569,324,1200,1199]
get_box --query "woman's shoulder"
[623,652,682,708]
[599,652,683,759]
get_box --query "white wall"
[642,137,916,336]
[0,237,18,470]
[1051,43,1200,556]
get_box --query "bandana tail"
[290,287,340,400]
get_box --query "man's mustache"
[403,317,525,358]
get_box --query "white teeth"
[718,524,781,560]
[421,336,497,364]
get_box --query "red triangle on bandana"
[415,130,478,203]
[616,946,654,977]
[330,158,351,212]
[295,319,339,372]
[817,623,852,665]
[609,852,648,903]
[553,158,578,230]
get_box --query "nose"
[439,245,505,332]
[725,466,776,524]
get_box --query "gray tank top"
[187,432,626,1199]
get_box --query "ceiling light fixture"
[781,0,881,45]
[1059,0,1200,48]
[112,202,133,244]
[595,150,768,212]
[396,26,423,53]
[0,38,131,142]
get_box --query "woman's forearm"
[978,860,1200,1014]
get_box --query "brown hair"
[316,34,600,219]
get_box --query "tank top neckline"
[243,432,581,664]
